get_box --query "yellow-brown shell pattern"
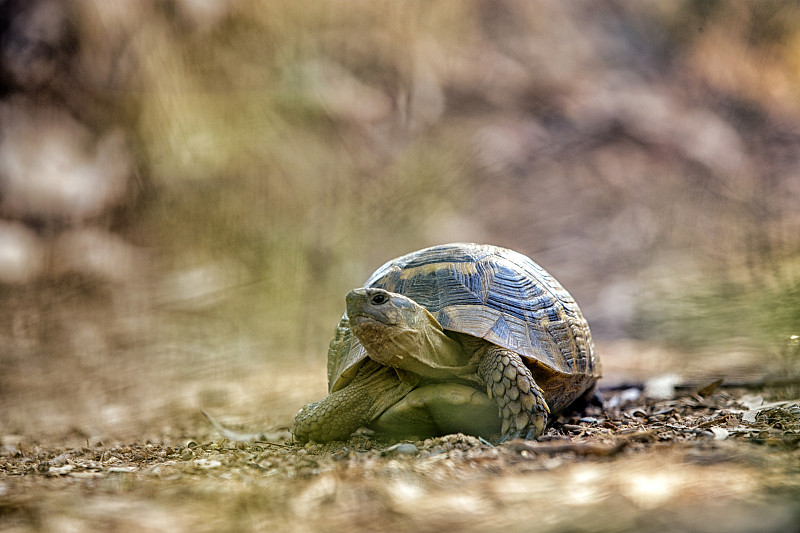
[327,243,599,396]
[364,243,598,377]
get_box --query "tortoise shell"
[328,243,599,409]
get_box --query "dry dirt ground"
[2,345,800,533]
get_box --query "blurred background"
[1,0,799,444]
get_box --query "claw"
[497,430,522,444]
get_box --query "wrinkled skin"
[293,359,416,443]
[293,288,550,443]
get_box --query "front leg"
[293,360,414,443]
[478,346,549,442]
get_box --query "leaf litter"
[1,380,799,533]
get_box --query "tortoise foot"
[479,346,550,443]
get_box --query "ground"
[2,355,799,533]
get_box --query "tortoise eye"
[371,293,388,305]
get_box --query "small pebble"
[332,449,349,461]
[383,443,419,456]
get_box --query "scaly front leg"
[478,346,550,442]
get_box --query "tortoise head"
[346,288,422,328]
[345,288,472,379]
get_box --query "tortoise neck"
[448,331,487,356]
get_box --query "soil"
[2,378,799,533]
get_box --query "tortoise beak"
[346,288,390,324]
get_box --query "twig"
[600,376,800,395]
[511,439,627,457]
[201,410,293,448]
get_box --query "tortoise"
[293,243,600,443]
